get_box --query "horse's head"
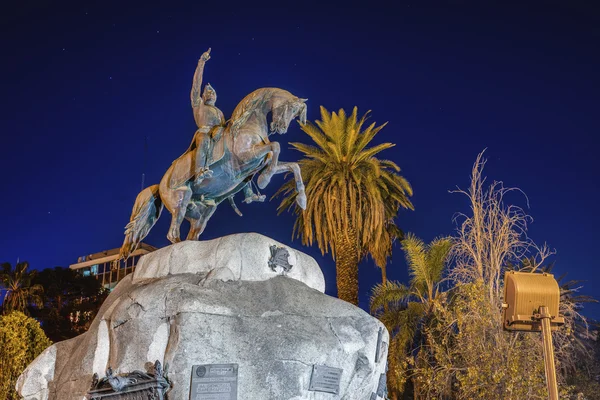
[270,96,308,134]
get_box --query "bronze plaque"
[189,364,238,400]
[308,364,343,394]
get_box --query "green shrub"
[0,311,52,399]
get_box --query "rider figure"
[190,48,225,186]
[188,48,265,204]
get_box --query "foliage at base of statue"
[395,281,592,400]
[29,267,108,342]
[372,151,598,399]
[414,282,548,399]
[563,328,600,400]
[565,370,600,400]
[0,311,52,400]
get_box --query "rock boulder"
[17,233,388,399]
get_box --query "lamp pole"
[536,306,559,400]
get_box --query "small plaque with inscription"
[376,372,386,397]
[308,364,343,394]
[375,327,383,363]
[189,364,238,400]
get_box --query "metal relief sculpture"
[118,49,307,261]
[87,361,170,399]
[268,245,293,273]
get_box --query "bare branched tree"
[450,150,552,304]
[445,150,587,397]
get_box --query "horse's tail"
[118,184,163,262]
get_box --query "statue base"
[17,233,388,399]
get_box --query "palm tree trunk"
[334,229,360,305]
[381,264,389,313]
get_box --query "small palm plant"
[370,234,452,398]
[0,261,43,315]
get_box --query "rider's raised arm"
[191,48,211,108]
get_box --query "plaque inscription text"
[308,364,343,394]
[189,364,238,400]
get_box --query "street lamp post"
[502,271,564,400]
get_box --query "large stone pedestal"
[17,233,389,400]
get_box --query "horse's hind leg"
[166,186,192,243]
[186,202,217,241]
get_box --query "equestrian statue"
[117,48,307,261]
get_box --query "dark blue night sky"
[1,1,599,316]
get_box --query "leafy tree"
[277,106,413,305]
[409,151,586,399]
[0,311,52,400]
[418,281,548,400]
[0,261,43,314]
[30,267,107,342]
[368,152,596,399]
[370,234,452,399]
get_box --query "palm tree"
[370,234,452,399]
[0,261,43,315]
[372,209,405,286]
[277,106,414,305]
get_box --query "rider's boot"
[194,137,213,185]
[194,168,213,186]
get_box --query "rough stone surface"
[18,233,388,400]
[15,345,56,400]
[132,232,325,293]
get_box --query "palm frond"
[426,237,453,286]
[370,281,412,314]
[401,234,428,291]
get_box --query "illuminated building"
[69,243,156,290]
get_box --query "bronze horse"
[118,88,307,260]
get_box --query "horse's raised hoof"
[257,172,271,190]
[296,191,307,210]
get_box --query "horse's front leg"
[238,142,280,189]
[259,161,306,210]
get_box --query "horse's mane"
[229,88,293,135]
